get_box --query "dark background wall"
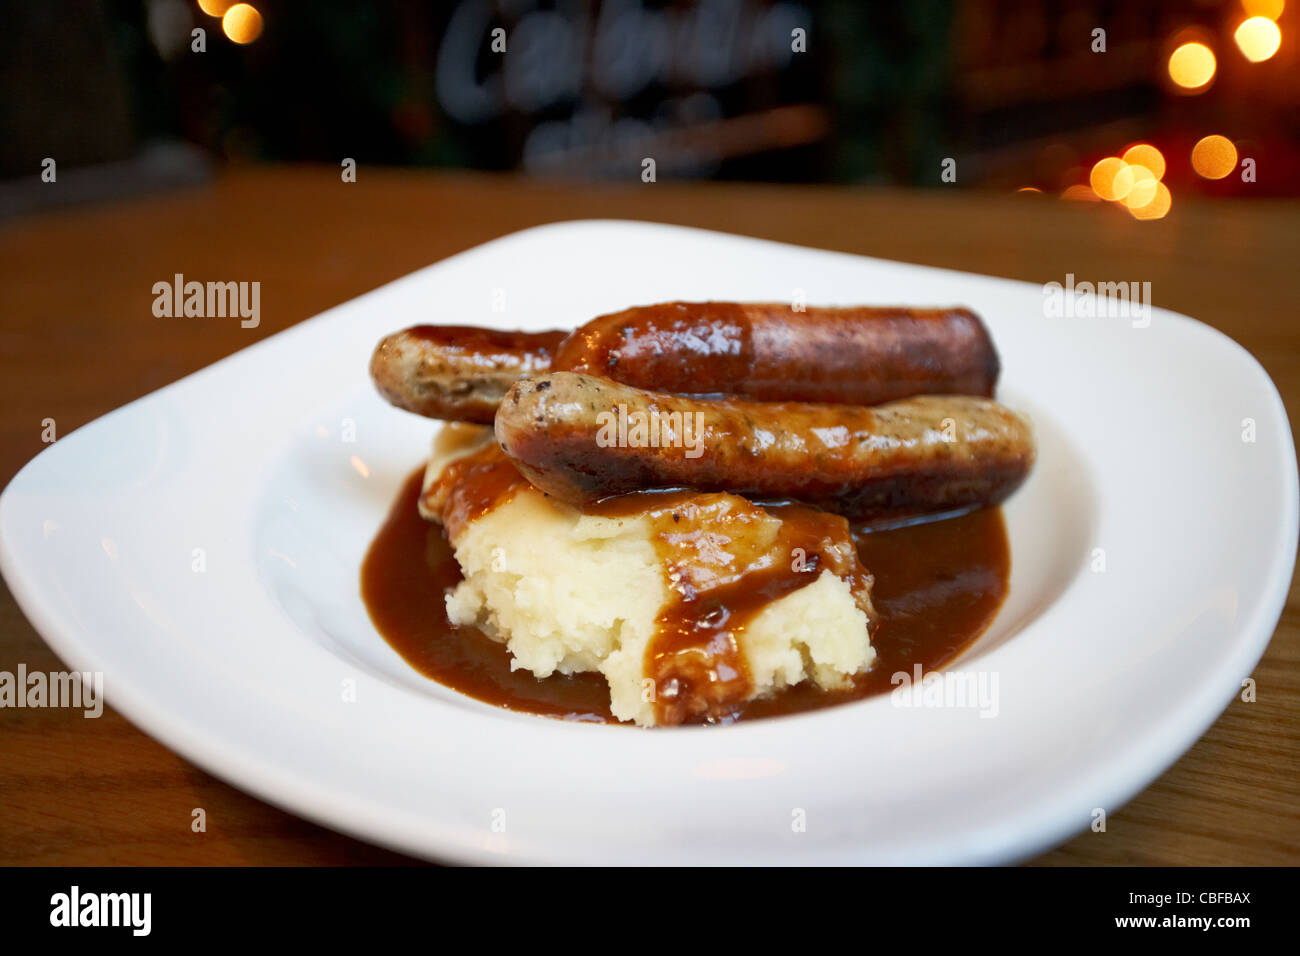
[3,0,1297,196]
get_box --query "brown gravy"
[583,490,873,725]
[362,467,1009,725]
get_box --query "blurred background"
[2,0,1297,219]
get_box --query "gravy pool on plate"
[362,465,1009,724]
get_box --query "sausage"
[371,302,999,422]
[369,326,566,424]
[550,302,999,405]
[494,372,1034,521]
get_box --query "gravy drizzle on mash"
[362,424,1010,727]
[586,490,873,724]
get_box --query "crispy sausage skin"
[371,302,999,422]
[369,326,566,424]
[495,372,1034,521]
[550,302,1000,405]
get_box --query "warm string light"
[1071,134,1237,216]
[1234,16,1282,61]
[1241,0,1284,18]
[222,3,263,44]
[1089,157,1130,200]
[1167,42,1216,90]
[1128,183,1172,221]
[1088,4,1267,212]
[1121,145,1166,181]
[195,1,263,44]
[1192,135,1239,179]
[1123,166,1158,208]
[1165,2,1282,90]
[1087,146,1171,220]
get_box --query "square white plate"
[2,221,1295,865]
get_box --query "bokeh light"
[1090,158,1134,200]
[1167,42,1217,90]
[1128,182,1172,221]
[1123,165,1159,208]
[1084,149,1172,220]
[1192,135,1238,179]
[1234,17,1282,61]
[197,0,234,16]
[1241,0,1284,20]
[222,3,263,44]
[1121,144,1166,181]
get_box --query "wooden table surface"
[1,166,1296,865]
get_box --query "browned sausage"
[550,302,999,405]
[372,303,999,422]
[494,372,1034,521]
[369,326,566,424]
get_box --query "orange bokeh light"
[1121,144,1166,181]
[1234,16,1282,61]
[1168,42,1217,90]
[197,0,234,16]
[1128,182,1172,221]
[1090,158,1133,200]
[1192,135,1238,179]
[1241,0,1284,21]
[1123,166,1159,208]
[222,3,263,44]
[1085,149,1171,220]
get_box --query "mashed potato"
[427,426,876,726]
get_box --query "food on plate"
[494,372,1034,521]
[368,302,999,423]
[363,300,1034,726]
[370,325,566,423]
[419,427,875,726]
[551,302,999,405]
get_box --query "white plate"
[2,221,1295,865]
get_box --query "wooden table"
[1,167,1296,865]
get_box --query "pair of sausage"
[369,302,1033,520]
